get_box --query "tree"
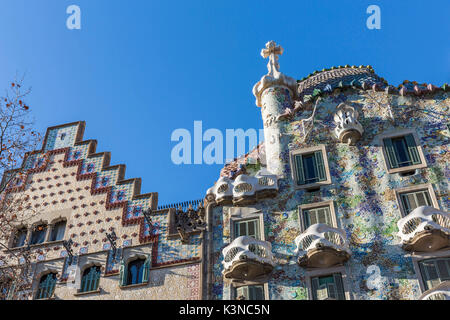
[0,75,41,300]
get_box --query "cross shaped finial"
[261,41,284,77]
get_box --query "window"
[80,266,101,293]
[30,224,47,245]
[294,152,326,185]
[13,228,27,247]
[127,259,146,285]
[49,221,66,242]
[419,258,450,291]
[400,190,432,215]
[303,206,333,229]
[380,131,426,174]
[290,145,331,188]
[298,201,337,232]
[119,257,150,287]
[235,285,265,300]
[311,273,345,300]
[35,273,57,300]
[234,219,260,240]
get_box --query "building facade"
[0,122,203,300]
[204,41,450,300]
[0,42,449,300]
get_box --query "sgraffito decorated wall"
[207,69,450,300]
[0,122,202,300]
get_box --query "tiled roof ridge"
[296,65,449,104]
[219,142,265,179]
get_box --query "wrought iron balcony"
[294,224,351,268]
[397,206,450,252]
[222,236,275,281]
[419,281,450,300]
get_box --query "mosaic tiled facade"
[0,122,202,300]
[204,42,449,300]
[1,42,449,301]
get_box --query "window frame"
[79,265,101,293]
[34,272,58,300]
[231,215,264,241]
[126,258,147,286]
[410,249,450,294]
[29,223,48,245]
[298,201,338,232]
[234,218,261,240]
[418,257,450,291]
[289,145,332,190]
[11,227,28,248]
[49,220,67,242]
[306,266,351,300]
[231,282,268,300]
[378,129,427,174]
[394,183,439,217]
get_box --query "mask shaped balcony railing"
[419,281,450,300]
[206,169,278,205]
[222,236,275,281]
[294,223,351,268]
[397,206,450,252]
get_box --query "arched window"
[49,220,66,242]
[119,257,150,287]
[127,259,145,285]
[13,228,27,247]
[35,273,57,299]
[30,224,47,245]
[80,266,101,293]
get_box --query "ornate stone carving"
[333,103,364,145]
[252,41,297,107]
[174,204,206,244]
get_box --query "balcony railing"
[397,206,450,252]
[222,236,275,280]
[294,223,351,268]
[206,169,278,205]
[419,281,450,300]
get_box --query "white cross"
[261,41,284,77]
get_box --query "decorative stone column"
[252,41,297,177]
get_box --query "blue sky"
[0,0,448,206]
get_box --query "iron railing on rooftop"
[157,199,204,212]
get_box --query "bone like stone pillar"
[253,41,297,177]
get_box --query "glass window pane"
[250,285,264,300]
[310,210,318,225]
[401,190,432,214]
[127,259,145,285]
[236,219,260,239]
[304,207,331,228]
[303,154,317,182]
[238,285,264,300]
[50,221,66,241]
[14,229,27,247]
[392,137,411,166]
[248,221,255,238]
[239,223,246,237]
[318,275,334,286]
[317,208,330,224]
[30,226,46,245]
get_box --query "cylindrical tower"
[252,41,297,177]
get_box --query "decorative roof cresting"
[252,41,297,107]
